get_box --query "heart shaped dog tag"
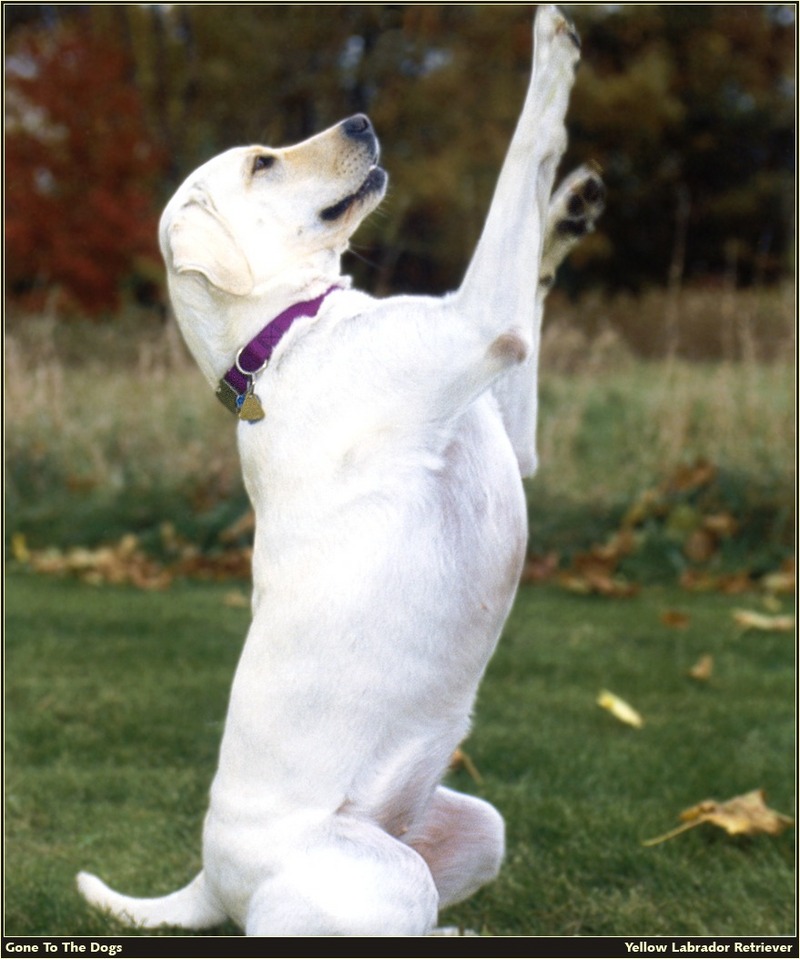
[238,392,265,422]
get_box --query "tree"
[5,5,795,315]
[5,19,165,314]
[564,4,795,290]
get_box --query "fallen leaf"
[761,559,795,596]
[679,569,719,592]
[733,609,795,633]
[666,458,717,493]
[622,487,663,528]
[643,789,793,846]
[521,552,560,584]
[450,747,483,783]
[717,572,756,595]
[223,590,249,608]
[220,509,255,543]
[556,532,638,598]
[560,570,639,598]
[11,532,30,563]
[597,690,644,728]
[688,654,713,681]
[661,610,691,629]
[680,570,754,594]
[702,512,738,538]
[684,527,717,563]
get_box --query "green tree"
[565,3,795,290]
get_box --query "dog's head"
[160,115,386,298]
[159,115,387,381]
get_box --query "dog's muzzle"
[320,167,387,222]
[320,115,387,222]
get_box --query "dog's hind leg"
[402,786,505,911]
[76,869,228,930]
[539,163,606,292]
[244,816,439,936]
[492,162,605,476]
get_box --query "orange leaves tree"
[5,21,166,315]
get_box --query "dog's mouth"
[320,166,387,222]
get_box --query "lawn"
[4,572,794,938]
[4,293,795,942]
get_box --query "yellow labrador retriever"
[78,5,603,936]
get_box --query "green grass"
[5,573,794,937]
[4,290,795,939]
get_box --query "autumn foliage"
[5,22,165,314]
[4,5,795,319]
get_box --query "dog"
[77,5,604,936]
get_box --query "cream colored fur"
[77,6,603,936]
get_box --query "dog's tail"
[76,869,228,930]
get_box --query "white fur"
[77,6,598,936]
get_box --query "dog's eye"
[253,155,275,174]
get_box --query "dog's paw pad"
[541,165,606,281]
[555,172,606,238]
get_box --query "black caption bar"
[2,936,798,957]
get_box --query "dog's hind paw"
[540,163,606,287]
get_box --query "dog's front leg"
[454,4,581,474]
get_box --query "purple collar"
[215,286,339,421]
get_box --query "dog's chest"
[236,393,526,677]
[207,313,528,836]
[236,381,523,553]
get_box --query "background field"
[4,286,795,940]
[6,284,795,571]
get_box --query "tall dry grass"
[5,314,243,549]
[535,282,794,506]
[5,284,795,552]
[5,315,234,492]
[547,279,795,362]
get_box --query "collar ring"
[235,347,267,379]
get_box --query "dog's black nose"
[342,114,374,141]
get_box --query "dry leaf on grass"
[661,610,691,629]
[665,458,718,493]
[687,654,713,681]
[559,569,639,598]
[14,532,253,589]
[643,789,793,846]
[680,569,754,594]
[761,560,795,596]
[223,590,250,608]
[219,509,256,543]
[11,532,30,563]
[450,747,483,783]
[733,609,795,633]
[597,690,644,728]
[17,535,173,590]
[520,552,560,584]
[702,512,739,538]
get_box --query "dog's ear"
[165,193,254,297]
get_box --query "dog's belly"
[203,398,525,902]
